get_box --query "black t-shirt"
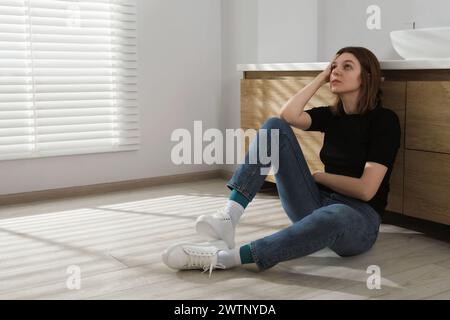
[304,103,401,217]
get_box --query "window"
[0,0,138,161]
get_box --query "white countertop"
[237,59,450,71]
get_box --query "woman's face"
[329,53,362,94]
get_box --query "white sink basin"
[390,26,450,59]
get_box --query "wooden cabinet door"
[404,149,450,225]
[403,81,450,225]
[406,81,450,153]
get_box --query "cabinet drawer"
[404,149,450,225]
[406,81,450,153]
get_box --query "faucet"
[400,21,417,30]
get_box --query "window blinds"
[0,0,138,161]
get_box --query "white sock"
[225,200,245,227]
[217,248,241,269]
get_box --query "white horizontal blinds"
[0,0,35,160]
[0,0,139,160]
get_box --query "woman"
[162,47,401,276]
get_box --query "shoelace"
[185,249,225,278]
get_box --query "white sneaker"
[195,209,235,249]
[161,240,228,277]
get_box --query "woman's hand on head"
[320,54,339,84]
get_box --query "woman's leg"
[227,117,322,222]
[250,203,380,270]
[196,116,325,250]
[162,118,379,274]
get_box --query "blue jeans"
[227,117,381,271]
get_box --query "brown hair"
[330,46,383,116]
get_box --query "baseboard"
[218,169,233,180]
[0,169,233,206]
[383,211,450,242]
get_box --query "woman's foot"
[162,240,229,277]
[195,209,236,249]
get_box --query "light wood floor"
[0,178,449,300]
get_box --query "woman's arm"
[279,55,336,124]
[279,72,328,123]
[313,171,368,201]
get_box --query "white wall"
[411,0,450,28]
[257,0,318,63]
[317,0,450,61]
[0,0,222,195]
[220,0,258,173]
[317,0,413,60]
